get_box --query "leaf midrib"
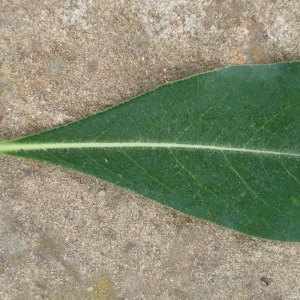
[0,142,299,157]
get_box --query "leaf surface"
[1,62,300,241]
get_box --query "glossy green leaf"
[1,62,300,241]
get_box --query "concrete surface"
[0,0,300,299]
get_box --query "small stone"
[87,286,93,292]
[98,190,106,198]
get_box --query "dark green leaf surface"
[1,62,299,241]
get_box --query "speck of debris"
[260,276,272,286]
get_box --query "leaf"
[0,62,300,242]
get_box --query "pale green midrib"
[0,142,299,157]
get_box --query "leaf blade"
[1,62,300,241]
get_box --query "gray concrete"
[0,1,299,299]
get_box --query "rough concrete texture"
[0,0,300,299]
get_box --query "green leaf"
[1,62,299,242]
